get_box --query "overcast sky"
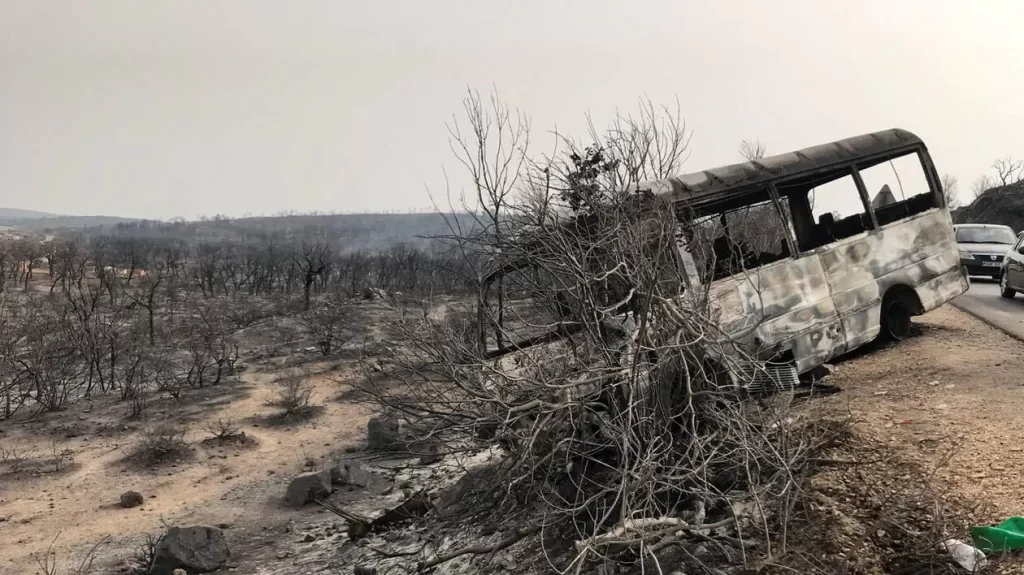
[2,1,1023,219]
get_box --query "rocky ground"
[4,304,1024,574]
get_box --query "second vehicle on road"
[999,232,1024,298]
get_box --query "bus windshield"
[956,227,1016,245]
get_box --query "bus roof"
[644,128,924,206]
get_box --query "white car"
[955,223,1017,280]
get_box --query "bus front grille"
[742,363,800,394]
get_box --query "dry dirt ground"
[787,306,1024,573]
[2,303,1024,574]
[819,305,1024,521]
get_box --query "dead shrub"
[32,532,108,575]
[432,308,480,361]
[302,297,354,355]
[49,439,75,473]
[124,386,149,420]
[203,417,241,440]
[130,423,191,466]
[268,377,317,418]
[0,443,37,475]
[125,532,160,575]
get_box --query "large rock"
[285,470,332,507]
[149,525,229,575]
[417,442,443,465]
[120,491,144,508]
[362,287,390,301]
[330,459,370,487]
[366,417,403,451]
[435,471,479,519]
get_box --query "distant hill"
[194,213,477,252]
[0,207,59,219]
[0,206,139,230]
[0,214,138,231]
[69,212,482,254]
[953,183,1024,233]
[0,208,483,253]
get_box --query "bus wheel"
[881,296,913,341]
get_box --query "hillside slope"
[953,182,1024,232]
[7,211,480,253]
[0,207,59,219]
[0,215,138,230]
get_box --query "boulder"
[435,471,479,518]
[149,525,229,575]
[330,459,370,487]
[285,470,332,507]
[366,417,402,451]
[120,491,144,508]
[362,287,390,301]
[417,442,443,465]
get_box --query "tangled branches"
[362,203,833,570]
[358,92,834,572]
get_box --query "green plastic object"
[970,516,1024,552]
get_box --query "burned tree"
[295,243,331,311]
[125,260,165,345]
[993,156,1024,186]
[447,88,530,352]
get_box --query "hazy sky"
[2,1,1023,219]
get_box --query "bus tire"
[880,293,913,341]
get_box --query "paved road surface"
[950,278,1024,340]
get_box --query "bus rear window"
[858,151,937,226]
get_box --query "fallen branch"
[313,490,432,541]
[418,525,540,571]
[368,544,422,559]
[575,516,736,552]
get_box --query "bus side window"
[858,152,937,227]
[688,188,795,281]
[779,167,871,252]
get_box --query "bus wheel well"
[883,284,924,316]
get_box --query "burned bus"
[482,128,968,390]
[655,128,967,387]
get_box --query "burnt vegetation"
[128,422,192,467]
[0,223,476,422]
[330,92,976,574]
[0,92,979,574]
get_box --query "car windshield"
[956,227,1016,245]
